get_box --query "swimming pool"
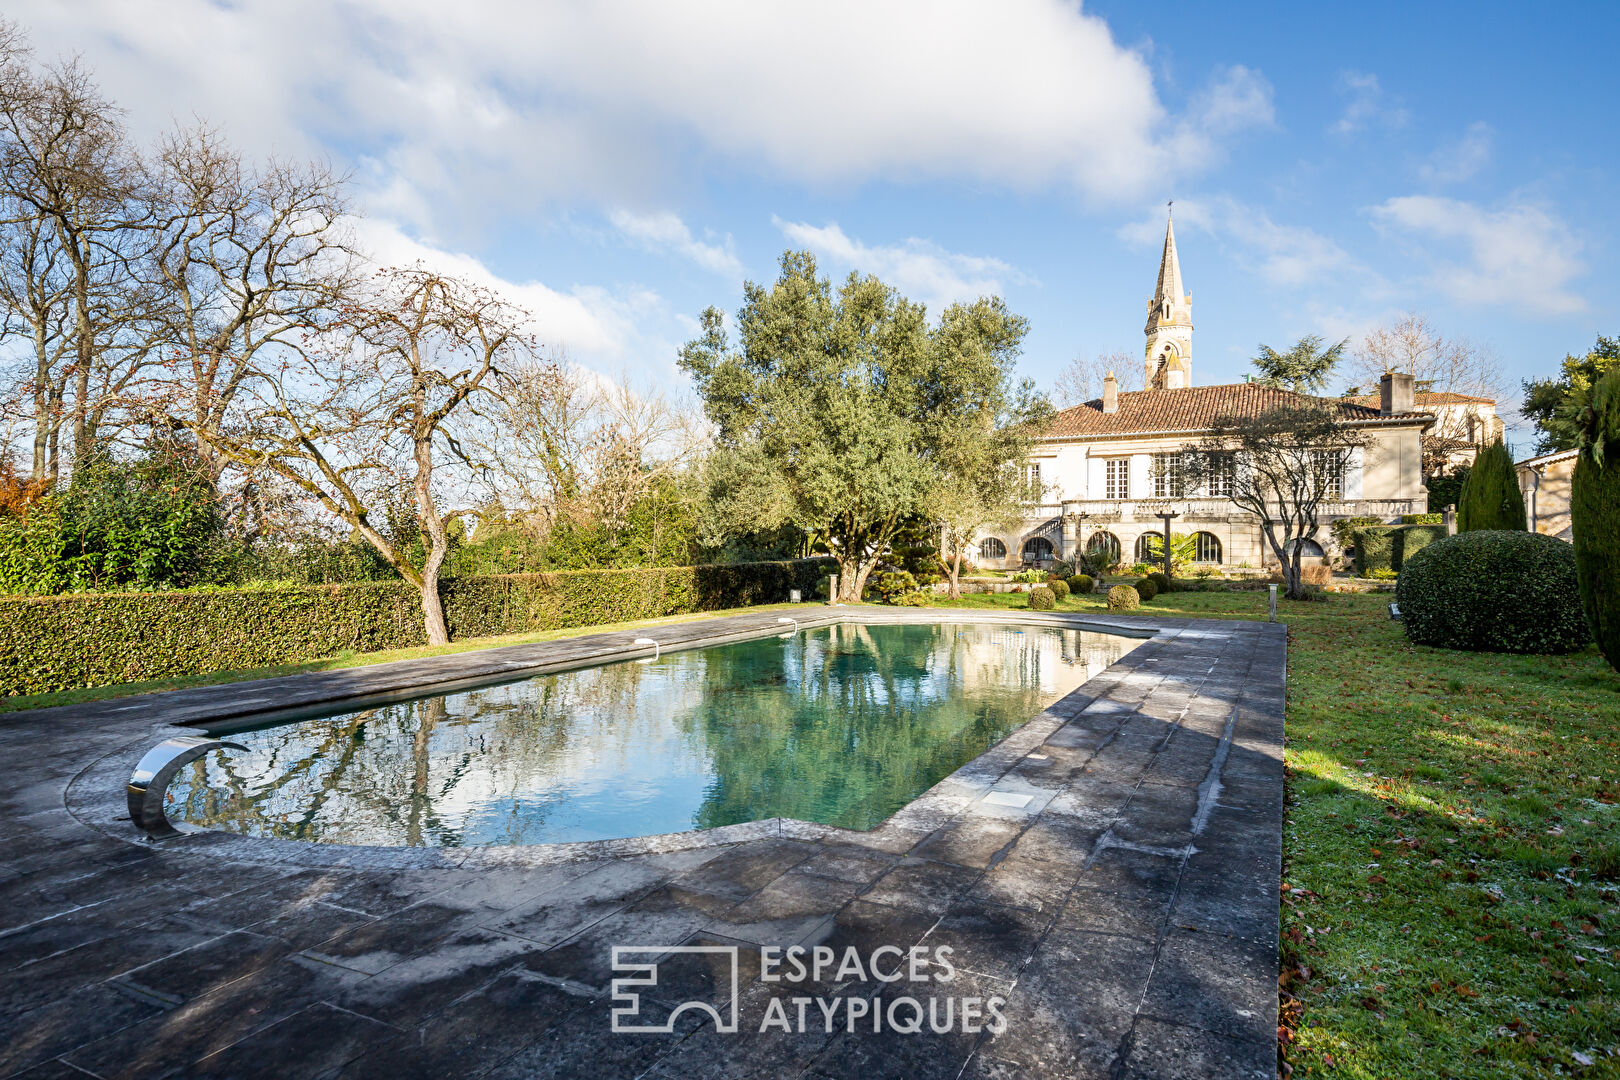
[165,621,1139,847]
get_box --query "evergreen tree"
[1570,366,1620,671]
[1456,441,1527,532]
[1250,335,1346,393]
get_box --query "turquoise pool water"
[167,622,1139,847]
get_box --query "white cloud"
[608,210,741,276]
[1368,195,1585,315]
[353,218,667,367]
[9,0,1274,235]
[773,219,1031,311]
[1332,71,1408,135]
[1120,197,1367,289]
[1193,65,1276,136]
[1419,122,1493,184]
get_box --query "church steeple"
[1144,205,1192,390]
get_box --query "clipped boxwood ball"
[1396,530,1591,654]
[1146,570,1171,594]
[1047,578,1070,599]
[1068,574,1093,595]
[1028,585,1056,611]
[1107,584,1140,612]
[1133,577,1158,602]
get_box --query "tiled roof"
[1516,448,1579,469]
[1350,390,1496,407]
[1043,382,1431,439]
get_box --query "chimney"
[1379,371,1413,416]
[1103,371,1119,414]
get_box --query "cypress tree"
[1572,367,1620,671]
[1456,441,1527,532]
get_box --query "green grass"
[0,601,806,714]
[937,586,1620,1077]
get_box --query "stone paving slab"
[0,607,1286,1079]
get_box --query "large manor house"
[975,213,1501,572]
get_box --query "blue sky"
[17,1,1617,437]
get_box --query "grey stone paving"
[0,608,1285,1079]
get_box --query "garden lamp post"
[1156,509,1180,578]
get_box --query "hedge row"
[0,558,837,696]
[1351,524,1450,576]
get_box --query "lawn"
[936,587,1620,1078]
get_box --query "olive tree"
[681,250,1041,603]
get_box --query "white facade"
[976,211,1432,573]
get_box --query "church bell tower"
[1144,206,1192,390]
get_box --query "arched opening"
[1085,531,1121,568]
[1134,534,1158,564]
[1021,536,1055,564]
[1284,538,1325,559]
[978,537,1007,560]
[1193,532,1222,564]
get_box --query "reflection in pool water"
[167,622,1139,847]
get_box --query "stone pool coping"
[2,605,1287,1078]
[58,607,1161,871]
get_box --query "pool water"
[167,622,1139,847]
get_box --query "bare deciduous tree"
[1348,313,1508,474]
[474,355,707,542]
[143,124,359,501]
[1053,349,1137,408]
[1183,402,1367,599]
[178,269,531,644]
[0,35,156,473]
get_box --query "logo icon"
[610,945,740,1034]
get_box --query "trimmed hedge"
[1352,524,1451,576]
[0,558,836,696]
[1132,577,1158,602]
[1028,585,1056,611]
[1396,531,1589,654]
[1067,574,1093,595]
[1046,578,1070,600]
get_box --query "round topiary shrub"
[1107,584,1140,612]
[1133,577,1158,602]
[1068,574,1092,595]
[1028,585,1056,611]
[1396,530,1591,654]
[1146,570,1171,594]
[1047,578,1070,600]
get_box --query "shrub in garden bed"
[1027,585,1056,611]
[1132,577,1158,602]
[1046,578,1069,600]
[1352,524,1450,576]
[1396,531,1589,654]
[1107,584,1140,612]
[1067,574,1093,595]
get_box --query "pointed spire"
[1153,204,1184,308]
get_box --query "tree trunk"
[418,560,450,646]
[1285,549,1305,600]
[947,550,963,600]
